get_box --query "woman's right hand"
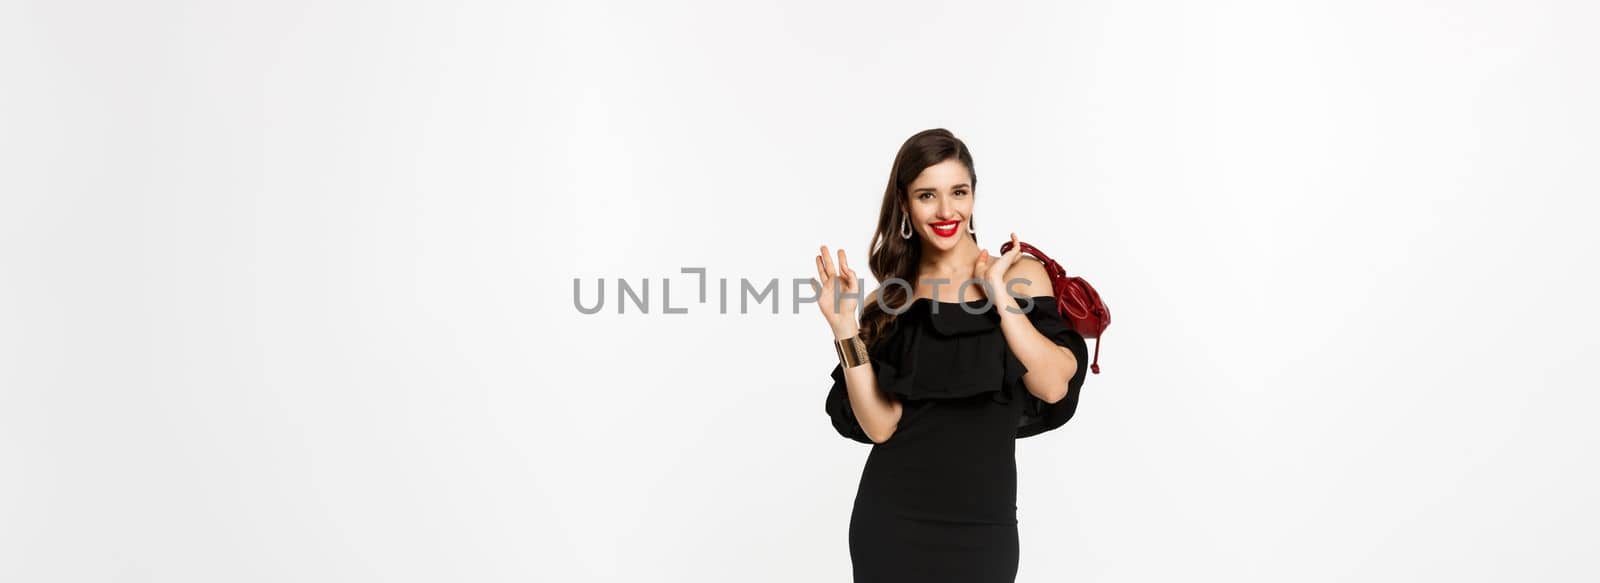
[814,245,861,339]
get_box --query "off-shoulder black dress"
[825,295,1091,583]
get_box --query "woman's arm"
[831,303,904,443]
[977,236,1080,405]
[993,259,1080,403]
[816,247,903,443]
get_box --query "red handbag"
[998,240,1110,374]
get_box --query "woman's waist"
[856,455,1017,520]
[853,473,1018,525]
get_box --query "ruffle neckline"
[867,296,1033,405]
[826,294,1083,442]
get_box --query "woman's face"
[904,158,975,252]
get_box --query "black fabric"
[1007,296,1092,438]
[824,295,1090,441]
[822,295,1091,582]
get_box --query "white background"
[3,1,1598,581]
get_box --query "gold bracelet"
[834,335,869,368]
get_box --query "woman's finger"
[815,255,828,283]
[819,245,837,277]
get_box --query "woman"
[813,128,1091,582]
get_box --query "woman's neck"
[916,235,982,290]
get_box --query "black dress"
[825,295,1092,583]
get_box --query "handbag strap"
[1091,316,1103,375]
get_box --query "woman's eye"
[918,192,933,199]
[955,190,968,197]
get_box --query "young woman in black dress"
[813,128,1091,582]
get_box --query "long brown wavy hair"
[860,128,979,350]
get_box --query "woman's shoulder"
[1004,256,1054,297]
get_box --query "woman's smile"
[930,219,961,238]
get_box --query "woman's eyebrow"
[911,183,971,193]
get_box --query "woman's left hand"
[974,232,1025,297]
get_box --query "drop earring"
[899,215,913,239]
[967,216,976,234]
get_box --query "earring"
[899,215,913,239]
[967,216,976,234]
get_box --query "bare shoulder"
[1003,256,1054,297]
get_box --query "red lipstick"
[930,219,961,238]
